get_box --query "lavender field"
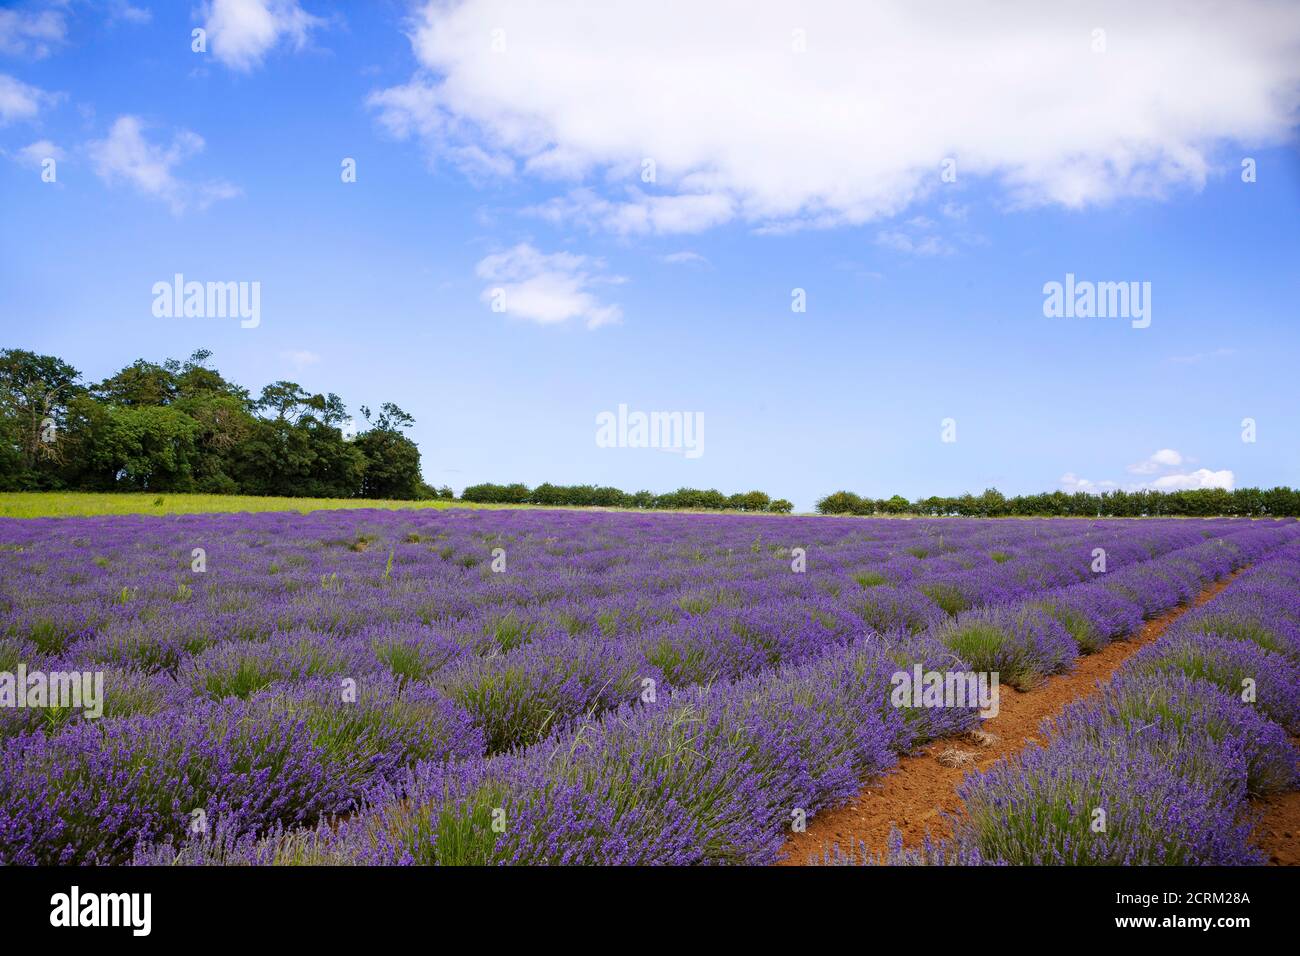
[1,509,1297,866]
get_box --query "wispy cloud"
[1059,473,1118,493]
[5,138,63,167]
[476,243,624,330]
[107,2,152,26]
[659,250,710,267]
[87,116,241,214]
[0,6,67,59]
[281,349,320,370]
[875,228,954,257]
[1166,347,1238,365]
[527,188,735,236]
[0,73,57,125]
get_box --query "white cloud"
[201,0,323,72]
[1127,448,1184,475]
[875,229,953,257]
[475,243,624,330]
[367,79,518,180]
[1060,473,1118,493]
[0,7,67,58]
[659,250,710,266]
[8,138,62,166]
[368,79,441,140]
[108,3,153,25]
[1166,347,1237,365]
[282,349,320,370]
[1145,469,1235,491]
[371,0,1300,235]
[874,212,975,254]
[0,73,55,125]
[87,116,240,214]
[1068,449,1234,493]
[527,187,735,236]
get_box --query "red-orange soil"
[1254,741,1300,866]
[778,570,1248,866]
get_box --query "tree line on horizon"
[5,348,1297,517]
[816,487,1300,518]
[459,482,795,512]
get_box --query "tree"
[93,359,178,407]
[360,402,415,432]
[355,429,422,499]
[977,487,1008,517]
[230,417,365,498]
[355,402,423,499]
[816,491,865,515]
[257,381,313,422]
[0,349,83,489]
[78,405,201,491]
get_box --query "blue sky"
[2,0,1299,510]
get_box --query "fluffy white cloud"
[476,243,624,330]
[1067,449,1234,493]
[372,0,1300,234]
[201,0,323,72]
[0,73,55,125]
[1145,469,1235,492]
[87,116,240,214]
[0,6,67,58]
[1127,448,1184,475]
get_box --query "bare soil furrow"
[778,569,1247,866]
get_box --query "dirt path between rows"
[1253,740,1300,866]
[778,569,1247,866]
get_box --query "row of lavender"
[0,510,1228,669]
[0,512,1268,761]
[18,515,1277,865]
[889,542,1300,866]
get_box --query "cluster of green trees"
[0,348,446,499]
[817,487,1300,518]
[460,482,795,513]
